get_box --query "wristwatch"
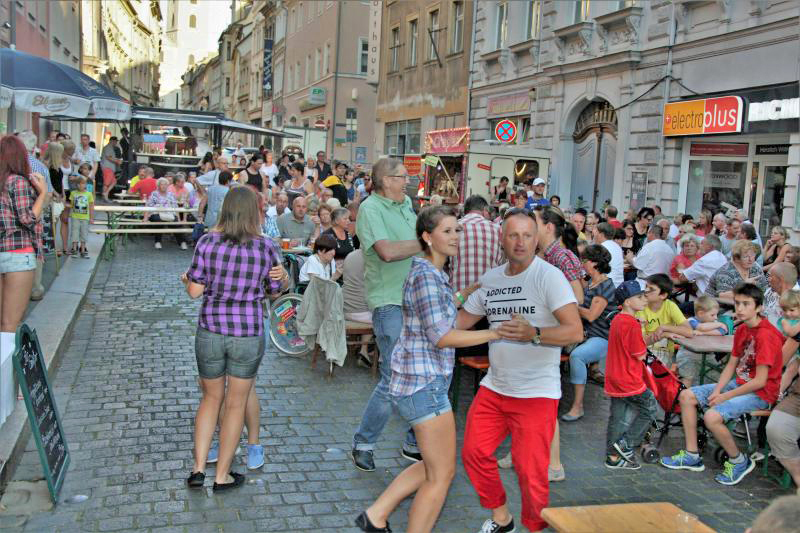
[531,327,542,345]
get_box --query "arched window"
[188,54,195,65]
[189,15,196,28]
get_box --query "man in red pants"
[458,208,583,533]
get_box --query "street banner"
[367,2,382,85]
[263,39,274,94]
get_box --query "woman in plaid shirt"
[356,206,502,533]
[0,135,49,423]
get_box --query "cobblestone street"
[7,239,793,532]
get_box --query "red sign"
[663,96,744,136]
[494,120,517,143]
[403,155,422,176]
[477,163,491,171]
[424,127,470,154]
[689,143,749,157]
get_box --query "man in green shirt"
[351,158,422,472]
[277,195,316,243]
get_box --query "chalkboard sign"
[12,324,69,503]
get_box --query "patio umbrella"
[0,48,130,121]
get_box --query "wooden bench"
[92,228,193,234]
[542,502,716,532]
[92,220,195,226]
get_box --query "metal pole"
[7,1,16,133]
[330,1,342,158]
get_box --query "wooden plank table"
[93,205,198,259]
[542,502,716,532]
[673,334,734,384]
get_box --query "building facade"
[469,0,799,239]
[159,0,231,109]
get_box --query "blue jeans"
[569,336,609,385]
[353,305,417,452]
[691,379,769,422]
[605,390,658,454]
[394,375,452,427]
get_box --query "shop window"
[686,160,746,217]
[385,119,421,156]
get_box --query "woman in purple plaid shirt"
[356,206,502,533]
[181,186,288,492]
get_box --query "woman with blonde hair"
[763,226,791,272]
[706,240,768,298]
[669,234,700,281]
[183,186,287,491]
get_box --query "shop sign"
[424,154,440,167]
[404,155,422,175]
[689,142,748,157]
[367,1,382,85]
[630,171,647,212]
[477,163,491,171]
[308,87,327,105]
[749,98,799,122]
[262,39,273,93]
[487,92,530,117]
[355,147,367,164]
[755,144,790,155]
[663,96,743,136]
[424,127,470,154]
[707,171,741,189]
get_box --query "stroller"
[640,352,711,463]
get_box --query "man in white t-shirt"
[74,133,100,178]
[680,234,727,294]
[458,210,583,533]
[596,222,624,287]
[628,225,675,282]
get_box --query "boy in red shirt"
[661,283,784,485]
[604,280,657,470]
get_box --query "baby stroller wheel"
[641,445,660,464]
[713,446,729,466]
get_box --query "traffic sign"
[424,154,440,167]
[494,119,517,143]
[314,119,326,129]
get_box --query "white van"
[464,143,550,201]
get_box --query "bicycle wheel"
[269,293,311,356]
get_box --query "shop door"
[755,165,788,236]
[571,101,617,211]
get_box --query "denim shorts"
[691,379,769,422]
[0,252,36,274]
[194,327,265,379]
[394,375,452,427]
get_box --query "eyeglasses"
[502,207,536,220]
[387,174,410,180]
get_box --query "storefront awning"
[218,118,300,139]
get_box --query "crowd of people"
[2,127,797,532]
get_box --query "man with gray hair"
[629,225,675,281]
[18,130,51,301]
[762,262,799,326]
[679,234,727,294]
[197,154,229,187]
[351,158,422,472]
[712,213,733,255]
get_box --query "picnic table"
[673,334,734,384]
[542,502,715,532]
[93,205,198,259]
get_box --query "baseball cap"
[615,280,645,305]
[532,178,546,186]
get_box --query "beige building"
[274,0,377,164]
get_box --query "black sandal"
[186,471,205,488]
[212,471,245,492]
[355,511,392,532]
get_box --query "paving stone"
[5,240,791,533]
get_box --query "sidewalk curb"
[0,232,105,493]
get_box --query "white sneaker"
[497,452,512,469]
[181,241,188,250]
[154,242,162,249]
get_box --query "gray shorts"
[195,327,265,379]
[0,251,36,273]
[69,218,89,244]
[676,348,701,381]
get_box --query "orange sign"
[403,155,422,176]
[663,96,744,136]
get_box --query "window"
[451,2,464,53]
[384,119,421,156]
[358,38,369,74]
[275,60,283,93]
[305,55,311,85]
[226,41,232,61]
[346,108,358,143]
[298,2,304,26]
[428,9,439,61]
[317,1,323,17]
[190,0,197,3]
[290,8,295,32]
[618,0,636,7]
[225,77,230,97]
[189,14,196,28]
[288,65,293,91]
[324,43,331,74]
[527,0,541,39]
[495,2,508,49]
[574,0,590,23]
[408,19,418,66]
[315,48,321,80]
[295,61,300,90]
[390,27,400,71]
[188,54,195,65]
[435,113,464,130]
[489,117,531,144]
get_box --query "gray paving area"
[5,238,793,532]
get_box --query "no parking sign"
[494,119,517,143]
